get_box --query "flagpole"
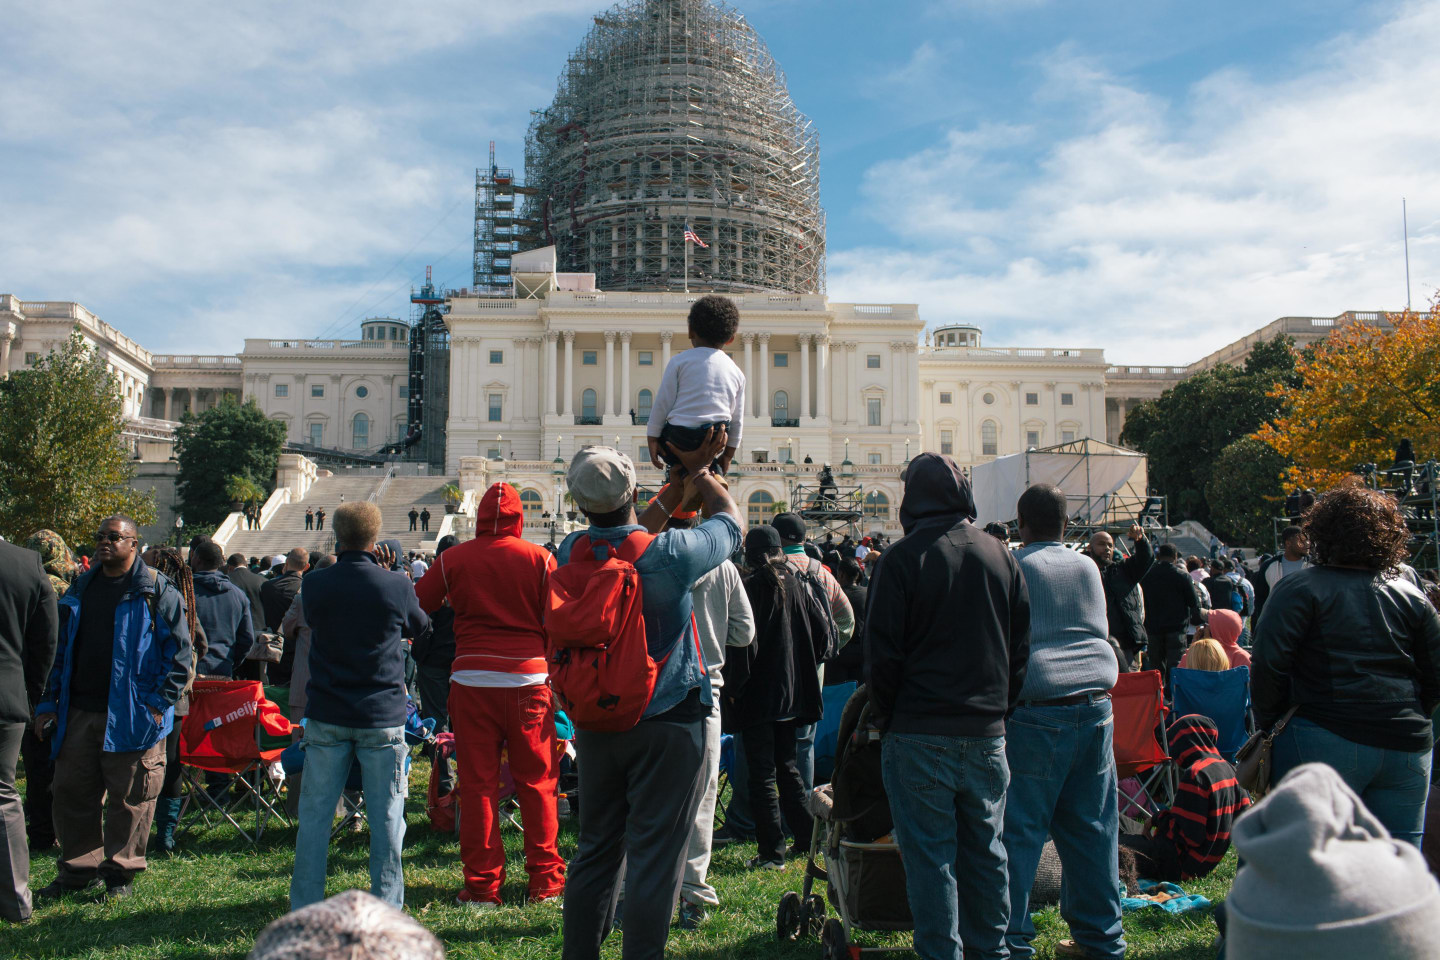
[684,231,690,294]
[1403,197,1412,312]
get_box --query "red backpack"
[426,732,459,832]
[546,531,661,732]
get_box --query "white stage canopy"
[971,438,1150,526]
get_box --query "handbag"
[246,631,284,664]
[1234,705,1299,796]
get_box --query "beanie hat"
[1225,762,1440,959]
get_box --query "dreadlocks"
[149,547,199,649]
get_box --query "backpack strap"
[613,531,656,564]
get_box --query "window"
[1062,429,1076,443]
[490,350,504,364]
[1026,430,1040,449]
[863,491,890,519]
[308,422,323,446]
[637,389,652,421]
[939,392,952,404]
[488,394,502,422]
[24,352,38,365]
[1025,392,1038,406]
[274,383,288,398]
[310,384,324,398]
[487,447,502,459]
[352,412,369,449]
[752,450,770,463]
[638,351,654,366]
[1061,392,1074,406]
[778,446,792,463]
[398,383,408,399]
[639,445,650,463]
[582,388,597,419]
[773,353,788,367]
[868,452,883,465]
[982,421,998,457]
[867,354,881,369]
[356,385,369,399]
[867,398,881,426]
[773,390,789,420]
[983,392,995,405]
[520,489,543,519]
[747,490,775,527]
[582,350,598,366]
[940,430,954,455]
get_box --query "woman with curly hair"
[1252,479,1440,845]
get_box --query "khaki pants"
[52,710,165,887]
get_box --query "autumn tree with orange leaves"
[1255,305,1440,490]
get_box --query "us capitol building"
[0,0,1399,546]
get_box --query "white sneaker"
[457,895,500,911]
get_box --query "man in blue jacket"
[31,515,191,900]
[188,539,255,678]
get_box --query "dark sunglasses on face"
[95,531,134,543]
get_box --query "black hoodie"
[864,453,1031,737]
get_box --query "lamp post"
[787,436,795,465]
[495,434,504,461]
[174,515,183,548]
[904,437,911,464]
[550,460,564,545]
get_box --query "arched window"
[773,390,789,420]
[352,412,369,449]
[863,491,890,520]
[520,489,543,521]
[981,420,998,457]
[747,490,775,527]
[637,388,653,421]
[582,388,597,419]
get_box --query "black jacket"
[1141,561,1205,633]
[1252,566,1440,746]
[225,565,268,634]
[722,565,827,731]
[1096,536,1152,651]
[193,569,256,677]
[411,606,456,672]
[0,541,59,723]
[260,571,301,633]
[864,453,1030,738]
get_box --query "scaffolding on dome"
[521,0,825,294]
[474,141,542,295]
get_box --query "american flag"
[683,224,709,248]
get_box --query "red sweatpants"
[449,683,565,902]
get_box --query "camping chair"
[497,709,576,832]
[815,681,859,785]
[1108,670,1173,817]
[1171,666,1253,761]
[713,733,736,832]
[178,679,296,847]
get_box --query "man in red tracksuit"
[414,483,564,907]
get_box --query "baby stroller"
[776,685,912,959]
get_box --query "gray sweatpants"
[562,718,707,960]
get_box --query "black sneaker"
[711,826,753,847]
[36,878,99,899]
[745,856,785,871]
[103,883,133,900]
[678,900,708,930]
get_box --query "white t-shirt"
[646,346,746,447]
[855,544,870,560]
[1264,557,1308,590]
[410,559,428,579]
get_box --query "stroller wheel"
[821,917,850,960]
[801,893,827,938]
[776,891,804,942]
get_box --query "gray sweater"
[1014,542,1118,700]
[691,559,756,688]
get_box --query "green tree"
[1206,437,1291,549]
[1120,336,1297,527]
[175,396,286,528]
[0,332,156,544]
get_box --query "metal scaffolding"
[521,0,825,294]
[408,267,450,470]
[474,141,542,295]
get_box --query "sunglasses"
[95,531,135,543]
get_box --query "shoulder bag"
[1233,705,1299,797]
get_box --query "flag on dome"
[684,224,708,248]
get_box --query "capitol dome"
[524,0,825,294]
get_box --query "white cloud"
[829,0,1440,364]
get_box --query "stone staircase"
[376,476,457,554]
[221,474,386,559]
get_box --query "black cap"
[744,525,783,566]
[772,512,806,544]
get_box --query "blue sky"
[4,0,1438,364]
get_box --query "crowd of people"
[1,294,1438,960]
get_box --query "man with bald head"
[1085,523,1153,673]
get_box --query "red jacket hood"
[475,482,524,538]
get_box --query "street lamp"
[786,436,795,465]
[904,438,911,464]
[495,435,504,461]
[554,435,564,463]
[174,515,183,548]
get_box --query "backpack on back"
[545,532,662,732]
[796,558,841,662]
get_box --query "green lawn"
[9,761,1229,959]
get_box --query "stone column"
[0,328,12,377]
[846,342,857,425]
[816,336,830,421]
[798,334,812,422]
[957,381,972,462]
[742,333,755,416]
[890,342,906,428]
[513,338,527,421]
[1048,380,1059,445]
[660,330,673,371]
[758,333,770,422]
[562,331,575,417]
[905,343,918,425]
[921,378,936,450]
[545,332,558,416]
[603,331,616,418]
[162,388,173,421]
[620,332,631,422]
[1011,381,1023,454]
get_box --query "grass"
[9,760,1232,959]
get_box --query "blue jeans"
[882,732,1010,960]
[1272,716,1432,847]
[1002,700,1125,960]
[290,720,409,910]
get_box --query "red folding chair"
[1108,670,1173,817]
[178,679,296,846]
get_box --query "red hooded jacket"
[414,483,556,676]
